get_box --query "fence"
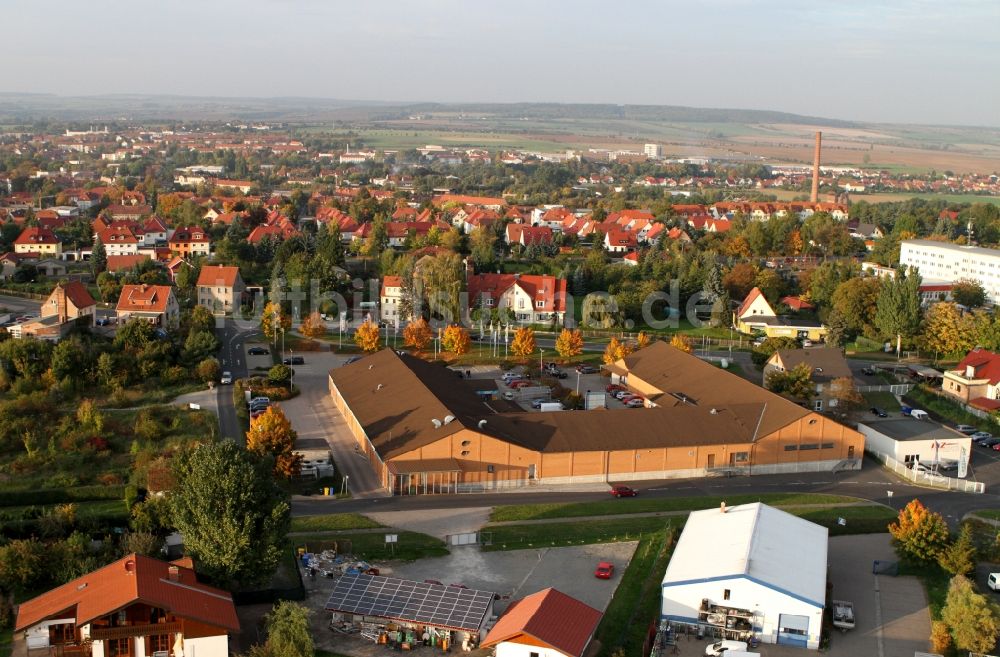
[856,384,915,395]
[869,450,985,493]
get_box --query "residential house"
[166,257,193,283]
[763,348,852,413]
[481,588,602,657]
[468,271,568,325]
[106,254,152,275]
[197,265,245,314]
[734,287,828,342]
[603,229,637,254]
[0,253,20,280]
[105,204,152,221]
[116,284,179,328]
[135,217,169,246]
[380,275,403,324]
[168,226,211,258]
[12,281,97,341]
[16,553,238,657]
[97,223,140,257]
[14,227,62,257]
[505,224,553,247]
[942,348,1000,409]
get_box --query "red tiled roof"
[481,588,601,657]
[169,226,210,244]
[117,284,174,313]
[952,349,1000,385]
[59,281,95,309]
[14,227,59,246]
[98,224,139,245]
[106,255,151,273]
[197,265,241,288]
[736,287,768,318]
[468,273,568,313]
[15,553,239,632]
[381,275,402,296]
[780,296,815,311]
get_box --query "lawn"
[289,513,382,533]
[489,493,866,522]
[905,385,995,431]
[970,509,1000,521]
[293,531,448,562]
[483,516,673,552]
[863,391,902,412]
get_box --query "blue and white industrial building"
[661,502,828,649]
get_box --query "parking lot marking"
[873,574,885,657]
[509,549,549,599]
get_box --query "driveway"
[277,350,387,498]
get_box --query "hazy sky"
[4,0,999,126]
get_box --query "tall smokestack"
[810,131,822,203]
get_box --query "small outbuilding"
[858,417,971,474]
[661,502,827,649]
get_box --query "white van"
[909,409,929,420]
[989,573,1000,591]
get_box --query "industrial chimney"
[810,131,822,203]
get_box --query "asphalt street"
[214,318,258,441]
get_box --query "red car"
[606,384,625,393]
[610,485,637,497]
[509,380,532,389]
[595,562,614,579]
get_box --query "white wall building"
[900,239,1000,304]
[661,502,827,649]
[644,143,663,158]
[859,417,971,471]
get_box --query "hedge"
[0,485,125,507]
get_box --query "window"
[821,442,834,449]
[487,464,495,473]
[733,452,749,463]
[108,638,131,657]
[784,445,799,452]
[723,589,731,600]
[461,440,471,446]
[530,653,540,657]
[460,450,470,456]
[536,300,544,308]
[149,635,170,654]
[799,443,820,451]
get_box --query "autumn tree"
[829,376,864,413]
[929,620,952,655]
[555,328,584,359]
[261,302,291,344]
[669,334,692,354]
[920,302,974,358]
[765,363,815,400]
[941,574,1000,653]
[722,263,757,301]
[403,317,432,351]
[510,327,536,358]
[299,312,326,340]
[441,324,470,355]
[888,499,950,565]
[196,357,221,384]
[603,336,632,364]
[635,331,651,350]
[353,320,381,353]
[951,278,987,308]
[246,406,302,478]
[938,524,977,576]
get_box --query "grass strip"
[292,531,448,562]
[490,493,863,522]
[289,513,382,533]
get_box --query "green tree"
[920,302,974,358]
[184,330,219,365]
[268,364,291,384]
[170,442,290,587]
[888,499,949,565]
[91,237,107,277]
[0,338,52,380]
[941,574,1000,653]
[938,524,977,576]
[765,362,815,400]
[263,601,313,657]
[874,266,922,344]
[115,318,156,352]
[830,277,881,339]
[951,278,987,308]
[750,336,799,367]
[196,357,221,384]
[187,305,216,334]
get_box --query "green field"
[289,513,382,532]
[293,531,448,561]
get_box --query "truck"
[538,402,564,412]
[832,600,855,631]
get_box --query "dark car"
[576,365,598,374]
[870,407,888,418]
[344,356,362,365]
[248,346,269,355]
[610,485,637,498]
[861,367,876,376]
[283,356,305,365]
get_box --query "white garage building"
[859,417,971,474]
[661,502,827,649]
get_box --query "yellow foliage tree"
[261,302,291,343]
[670,334,693,353]
[510,327,536,358]
[354,320,381,353]
[636,331,651,350]
[554,328,584,359]
[920,302,975,358]
[403,318,432,351]
[603,337,632,364]
[300,312,326,339]
[246,406,302,478]
[442,325,471,355]
[888,499,950,565]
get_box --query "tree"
[874,266,922,344]
[441,325,470,355]
[184,330,219,365]
[603,336,632,364]
[354,320,381,352]
[170,441,289,587]
[510,327,536,358]
[187,305,216,334]
[952,278,987,308]
[635,331,651,350]
[831,277,881,339]
[722,263,757,301]
[754,269,783,305]
[403,318,432,351]
[114,318,155,352]
[888,499,950,565]
[941,574,1000,653]
[262,601,313,657]
[268,364,292,384]
[920,302,974,358]
[91,237,107,277]
[669,334,692,354]
[929,620,952,655]
[196,358,221,384]
[246,406,301,478]
[938,524,977,576]
[554,328,584,359]
[750,336,799,367]
[765,363,815,400]
[299,312,326,339]
[261,302,291,344]
[829,376,864,414]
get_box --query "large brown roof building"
[328,341,864,495]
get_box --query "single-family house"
[942,348,1000,408]
[97,224,140,257]
[14,227,62,257]
[735,288,828,342]
[197,265,245,314]
[168,226,210,258]
[380,275,403,324]
[604,229,637,254]
[116,284,179,328]
[763,348,852,413]
[468,272,568,325]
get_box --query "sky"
[3,0,999,126]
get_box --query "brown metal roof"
[770,348,852,384]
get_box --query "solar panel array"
[325,574,494,632]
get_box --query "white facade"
[662,503,827,649]
[494,642,571,657]
[900,239,1000,304]
[381,285,402,322]
[644,143,663,158]
[858,421,971,468]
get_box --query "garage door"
[777,614,809,647]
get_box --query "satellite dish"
[443,415,455,425]
[478,420,487,429]
[431,419,442,428]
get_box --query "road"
[214,318,258,441]
[0,294,41,315]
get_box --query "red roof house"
[481,588,602,657]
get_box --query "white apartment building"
[644,143,663,158]
[900,239,1000,304]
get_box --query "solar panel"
[326,574,496,632]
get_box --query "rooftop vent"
[710,408,718,415]
[167,565,180,582]
[376,384,384,391]
[478,419,488,429]
[431,419,442,428]
[443,415,455,425]
[720,501,727,514]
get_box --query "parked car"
[625,398,645,408]
[502,391,515,401]
[973,431,994,442]
[575,365,598,374]
[283,355,305,365]
[956,424,978,435]
[594,562,614,579]
[704,640,748,656]
[549,370,568,379]
[870,407,888,418]
[509,380,532,389]
[861,367,876,375]
[531,398,550,409]
[344,356,362,365]
[613,390,633,400]
[606,384,625,393]
[610,485,637,498]
[220,371,232,385]
[248,346,269,355]
[801,339,814,347]
[96,317,111,326]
